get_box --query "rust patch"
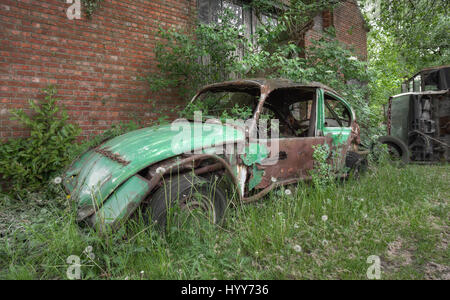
[256,136,333,189]
[95,147,130,166]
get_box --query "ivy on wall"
[142,1,381,147]
[82,0,103,18]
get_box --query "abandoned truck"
[379,66,450,163]
[63,79,366,231]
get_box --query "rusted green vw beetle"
[64,79,364,231]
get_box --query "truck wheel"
[147,173,228,231]
[345,151,368,178]
[378,136,410,164]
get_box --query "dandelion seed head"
[293,245,302,253]
[53,177,62,184]
[156,167,166,174]
[322,215,328,222]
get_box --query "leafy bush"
[0,86,81,197]
[310,144,333,190]
[145,2,383,144]
[82,0,103,18]
[143,9,246,100]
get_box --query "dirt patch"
[425,262,450,280]
[386,239,413,266]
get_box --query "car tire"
[147,173,228,231]
[378,136,410,164]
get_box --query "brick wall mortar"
[0,0,367,140]
[305,0,368,60]
[0,0,195,139]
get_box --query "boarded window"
[197,0,279,71]
[198,0,277,36]
[198,0,243,24]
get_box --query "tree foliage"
[371,0,449,68]
[362,0,450,108]
[144,0,376,141]
[144,9,246,100]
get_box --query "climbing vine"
[82,0,103,18]
[143,0,379,144]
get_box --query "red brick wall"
[305,0,368,60]
[0,0,195,140]
[333,0,368,60]
[0,0,367,140]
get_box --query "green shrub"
[310,144,334,190]
[142,9,248,101]
[82,0,103,18]
[145,3,383,145]
[0,86,81,198]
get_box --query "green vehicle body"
[64,79,361,230]
[381,66,450,162]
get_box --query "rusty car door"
[254,89,332,189]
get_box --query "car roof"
[404,65,450,82]
[391,90,449,99]
[197,78,342,97]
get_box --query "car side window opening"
[324,94,351,127]
[289,100,313,132]
[262,88,317,138]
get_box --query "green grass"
[0,163,448,280]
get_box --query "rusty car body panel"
[382,66,450,162]
[64,78,362,230]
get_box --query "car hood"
[64,122,244,220]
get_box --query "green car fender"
[64,123,245,223]
[87,175,151,231]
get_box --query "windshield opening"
[182,88,261,121]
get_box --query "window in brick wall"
[312,14,323,32]
[259,12,278,28]
[198,1,250,35]
[197,0,278,62]
[312,10,333,32]
[322,10,333,29]
[198,0,279,36]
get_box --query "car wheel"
[378,136,410,164]
[147,173,228,231]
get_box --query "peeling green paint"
[64,123,245,221]
[249,165,264,191]
[240,143,269,166]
